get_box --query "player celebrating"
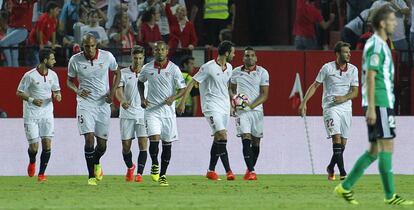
[178,40,236,181]
[17,48,61,182]
[67,34,120,186]
[299,41,358,181]
[115,46,148,182]
[334,7,413,205]
[138,41,186,186]
[230,47,269,181]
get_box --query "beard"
[46,63,54,69]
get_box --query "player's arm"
[108,68,121,103]
[115,86,129,109]
[334,86,359,104]
[191,95,198,116]
[52,90,62,102]
[67,76,91,99]
[137,81,147,108]
[248,85,269,110]
[229,83,237,98]
[177,79,197,114]
[366,70,377,125]
[166,88,186,106]
[299,81,321,116]
[16,91,43,107]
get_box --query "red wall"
[1,51,368,117]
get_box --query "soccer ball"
[232,93,249,109]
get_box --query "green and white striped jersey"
[362,33,395,108]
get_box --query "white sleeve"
[193,65,209,83]
[17,74,30,93]
[52,73,61,91]
[351,68,359,87]
[108,53,119,71]
[118,72,125,87]
[138,68,147,82]
[260,70,270,86]
[67,57,77,78]
[315,66,326,83]
[174,67,187,89]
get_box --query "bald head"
[153,41,168,63]
[82,33,98,58]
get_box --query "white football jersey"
[17,68,60,119]
[193,59,233,115]
[68,49,119,109]
[138,60,186,117]
[231,65,269,112]
[315,61,359,111]
[118,67,145,119]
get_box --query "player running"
[17,48,61,182]
[230,47,269,181]
[67,33,120,186]
[178,40,236,181]
[138,41,186,186]
[299,41,359,181]
[334,6,413,205]
[115,46,148,182]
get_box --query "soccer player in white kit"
[115,46,148,182]
[17,48,62,182]
[178,40,236,181]
[67,34,121,186]
[230,47,269,181]
[299,41,359,181]
[138,41,186,186]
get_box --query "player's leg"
[158,117,179,186]
[136,136,148,182]
[248,111,263,180]
[327,134,342,180]
[93,105,111,181]
[94,137,107,181]
[215,130,234,180]
[77,108,97,184]
[236,113,255,177]
[251,137,261,167]
[378,138,413,205]
[146,116,162,182]
[120,119,135,181]
[37,118,54,181]
[25,120,40,177]
[338,138,347,180]
[37,138,51,181]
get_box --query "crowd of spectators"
[0,0,235,67]
[293,0,414,58]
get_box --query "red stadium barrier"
[0,50,392,117]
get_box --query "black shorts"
[363,107,396,142]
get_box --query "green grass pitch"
[0,175,413,210]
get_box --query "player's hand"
[32,99,43,107]
[141,99,148,109]
[121,101,130,109]
[105,94,113,104]
[188,44,194,50]
[77,89,91,99]
[366,107,377,125]
[298,103,307,117]
[333,96,347,104]
[53,93,62,102]
[165,96,175,106]
[176,102,185,115]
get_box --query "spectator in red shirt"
[0,0,36,67]
[292,0,335,50]
[165,1,197,64]
[138,6,162,61]
[26,2,61,66]
[109,11,137,67]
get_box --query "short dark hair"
[371,6,395,30]
[131,45,145,55]
[180,55,195,67]
[45,2,59,13]
[217,40,234,56]
[334,41,351,53]
[244,46,255,51]
[141,7,156,23]
[39,48,54,63]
